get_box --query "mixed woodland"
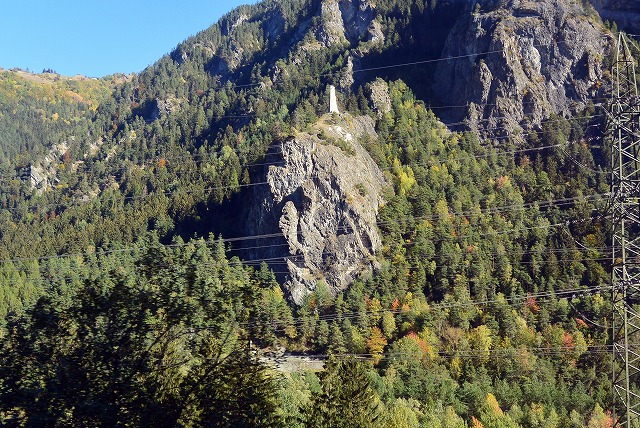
[0,0,628,426]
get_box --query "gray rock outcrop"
[315,0,376,48]
[242,114,387,304]
[366,78,392,119]
[433,0,611,136]
[590,0,640,33]
[316,0,349,47]
[28,142,68,195]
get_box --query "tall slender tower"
[329,85,339,114]
[609,32,640,427]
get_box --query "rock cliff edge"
[241,114,387,304]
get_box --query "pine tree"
[308,357,381,428]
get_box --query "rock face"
[590,0,640,32]
[366,78,392,119]
[336,0,376,44]
[316,0,349,47]
[242,114,387,304]
[315,0,376,48]
[28,142,69,195]
[433,0,610,136]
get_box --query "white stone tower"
[329,85,339,114]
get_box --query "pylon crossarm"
[624,249,640,260]
[627,363,640,374]
[626,317,640,329]
[629,354,640,364]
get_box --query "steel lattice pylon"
[610,32,640,427]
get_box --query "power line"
[0,133,605,216]
[262,344,620,366]
[0,191,608,266]
[440,112,603,131]
[228,39,592,90]
[0,235,615,291]
[225,285,611,332]
[425,96,612,111]
[0,252,611,293]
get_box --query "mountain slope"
[0,0,615,311]
[0,0,626,425]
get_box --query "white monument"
[329,85,339,114]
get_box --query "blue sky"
[0,1,255,77]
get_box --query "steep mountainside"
[0,0,627,425]
[110,0,616,142]
[0,0,620,300]
[0,70,114,180]
[0,0,621,303]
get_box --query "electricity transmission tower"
[610,32,640,427]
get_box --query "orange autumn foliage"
[472,416,483,428]
[366,327,387,364]
[406,332,429,354]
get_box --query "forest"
[0,0,630,426]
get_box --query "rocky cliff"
[433,0,611,136]
[590,0,640,32]
[241,113,387,304]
